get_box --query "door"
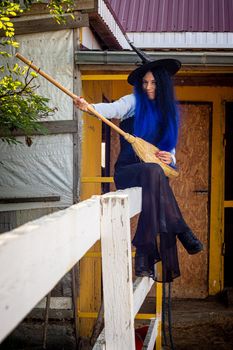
[109,100,211,298]
[170,102,211,298]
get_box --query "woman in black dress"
[74,53,203,283]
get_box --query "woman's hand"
[73,96,89,112]
[156,151,173,165]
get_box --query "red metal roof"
[106,0,233,32]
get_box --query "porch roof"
[75,50,233,68]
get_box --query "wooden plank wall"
[0,208,58,234]
[79,80,113,336]
[107,80,233,297]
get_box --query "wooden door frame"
[223,100,233,288]
[81,74,233,298]
[176,86,233,295]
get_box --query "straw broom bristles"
[87,105,179,178]
[15,53,179,179]
[124,133,179,178]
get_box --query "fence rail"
[0,187,161,349]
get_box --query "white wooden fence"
[0,187,161,349]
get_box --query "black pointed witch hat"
[127,42,181,85]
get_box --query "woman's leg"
[115,163,159,278]
[114,163,202,282]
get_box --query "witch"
[74,47,203,282]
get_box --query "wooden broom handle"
[15,53,129,139]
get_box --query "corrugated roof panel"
[140,0,150,31]
[106,0,233,32]
[128,0,141,32]
[96,0,131,49]
[159,0,167,31]
[148,0,156,31]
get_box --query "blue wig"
[133,67,179,151]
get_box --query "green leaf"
[0,0,76,146]
[0,17,10,22]
[30,71,38,78]
[9,41,19,48]
[0,51,11,57]
[5,22,14,27]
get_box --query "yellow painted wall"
[78,80,113,337]
[95,80,233,296]
[111,82,233,296]
[79,72,233,336]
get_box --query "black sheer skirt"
[114,162,190,283]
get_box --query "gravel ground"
[166,299,233,349]
[1,298,233,349]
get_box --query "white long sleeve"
[92,94,135,120]
[92,93,176,165]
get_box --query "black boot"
[177,231,203,255]
[135,252,154,279]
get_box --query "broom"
[16,53,179,178]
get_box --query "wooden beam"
[0,196,60,204]
[133,277,154,317]
[0,120,78,137]
[81,177,114,183]
[89,13,122,50]
[224,200,233,208]
[100,194,135,350]
[155,278,162,350]
[80,70,233,86]
[142,319,158,350]
[73,30,82,205]
[15,1,95,16]
[10,12,89,35]
[174,74,233,86]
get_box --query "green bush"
[0,0,74,145]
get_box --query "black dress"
[114,118,191,283]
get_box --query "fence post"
[100,193,135,350]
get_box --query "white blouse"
[92,94,176,165]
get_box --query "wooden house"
[78,0,233,335]
[1,0,233,341]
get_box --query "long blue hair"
[133,67,179,151]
